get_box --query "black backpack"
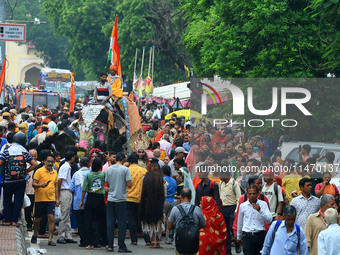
[6,153,27,180]
[175,204,200,254]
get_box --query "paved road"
[27,232,243,254]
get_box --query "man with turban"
[108,64,123,107]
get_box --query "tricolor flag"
[69,72,75,113]
[108,15,121,76]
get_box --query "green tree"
[184,0,329,78]
[43,0,188,82]
[8,0,71,70]
[309,0,340,73]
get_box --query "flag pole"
[152,46,155,84]
[138,47,145,108]
[148,47,152,76]
[134,48,138,72]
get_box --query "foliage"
[184,0,330,78]
[8,0,71,70]
[205,78,340,142]
[309,0,340,73]
[43,0,188,82]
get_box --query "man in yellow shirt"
[108,64,123,107]
[282,166,302,203]
[127,154,148,245]
[31,154,59,246]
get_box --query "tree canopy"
[184,0,332,78]
[43,0,188,82]
[8,0,71,70]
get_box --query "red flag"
[69,73,75,113]
[37,77,41,89]
[0,58,6,95]
[21,89,26,109]
[109,15,121,76]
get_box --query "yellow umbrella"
[165,109,203,122]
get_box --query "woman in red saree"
[199,196,228,255]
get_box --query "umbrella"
[165,109,203,122]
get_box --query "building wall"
[5,42,45,86]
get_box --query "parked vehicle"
[278,141,340,164]
[16,89,62,110]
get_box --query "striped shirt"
[94,82,112,101]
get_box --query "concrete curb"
[16,225,27,255]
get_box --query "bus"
[16,89,62,111]
[40,68,72,98]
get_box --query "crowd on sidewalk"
[1,72,340,254]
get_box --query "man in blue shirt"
[261,205,309,255]
[69,157,91,247]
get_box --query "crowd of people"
[0,73,340,255]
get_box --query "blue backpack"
[272,220,300,248]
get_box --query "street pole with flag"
[21,89,26,109]
[69,72,75,113]
[0,57,6,95]
[107,15,121,76]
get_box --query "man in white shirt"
[57,151,76,244]
[237,184,272,255]
[151,103,161,120]
[48,115,58,133]
[262,169,284,220]
[318,208,340,255]
[168,147,188,177]
[219,170,241,255]
[185,115,198,129]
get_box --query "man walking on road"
[237,184,272,255]
[57,151,77,244]
[31,154,59,246]
[106,152,132,253]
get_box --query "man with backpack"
[0,132,37,226]
[168,188,206,255]
[219,170,241,255]
[262,169,284,221]
[261,205,309,255]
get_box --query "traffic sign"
[0,23,26,42]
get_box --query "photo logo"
[192,82,223,106]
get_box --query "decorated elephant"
[78,96,141,153]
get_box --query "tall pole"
[138,47,145,108]
[148,47,152,76]
[151,46,155,82]
[133,48,138,72]
[0,0,5,65]
[0,0,6,103]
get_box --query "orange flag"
[0,58,6,95]
[69,72,75,113]
[108,15,121,76]
[21,89,26,108]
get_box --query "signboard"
[0,23,26,42]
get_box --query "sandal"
[31,236,38,244]
[86,245,94,250]
[48,241,56,246]
[131,242,137,245]
[38,234,49,239]
[107,247,113,252]
[2,222,11,226]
